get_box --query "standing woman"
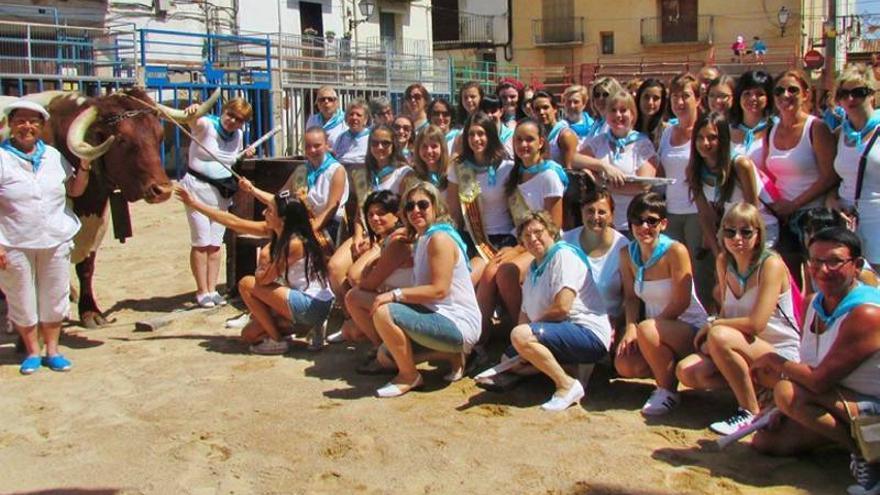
[403,83,430,134]
[182,97,254,307]
[658,73,713,307]
[531,91,578,169]
[0,100,91,374]
[497,79,525,129]
[371,182,481,397]
[456,81,484,127]
[615,192,708,416]
[635,78,669,149]
[828,65,880,269]
[410,124,451,200]
[587,77,625,138]
[562,85,596,147]
[764,69,836,284]
[577,91,658,236]
[705,75,736,118]
[427,98,459,155]
[676,203,800,434]
[730,70,775,168]
[392,115,415,163]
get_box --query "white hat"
[3,99,50,120]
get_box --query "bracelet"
[392,288,404,303]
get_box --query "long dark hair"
[365,124,407,185]
[271,195,329,287]
[634,78,668,136]
[428,97,456,131]
[731,70,775,127]
[686,112,734,204]
[505,118,548,196]
[456,81,484,126]
[530,90,560,125]
[496,80,527,121]
[362,190,401,243]
[455,111,507,167]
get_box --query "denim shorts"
[287,289,333,327]
[851,390,880,417]
[387,303,463,354]
[506,320,608,364]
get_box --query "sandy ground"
[0,198,856,494]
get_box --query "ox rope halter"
[102,108,156,128]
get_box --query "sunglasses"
[722,227,756,239]
[405,199,431,212]
[317,96,337,103]
[432,111,451,117]
[407,94,425,101]
[593,91,610,99]
[836,87,875,100]
[773,86,801,97]
[630,216,663,228]
[370,140,393,148]
[392,124,412,132]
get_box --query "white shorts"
[0,242,72,327]
[181,173,231,247]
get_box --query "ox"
[2,88,219,327]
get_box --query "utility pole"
[823,0,837,92]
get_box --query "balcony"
[640,15,714,46]
[532,17,584,46]
[434,12,501,49]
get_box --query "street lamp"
[778,6,791,37]
[348,0,376,32]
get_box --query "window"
[601,32,614,54]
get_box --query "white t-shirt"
[448,159,515,235]
[306,160,349,222]
[285,257,334,301]
[521,248,613,350]
[188,116,242,179]
[582,134,656,231]
[375,165,414,196]
[306,111,348,148]
[333,130,370,167]
[517,167,565,212]
[658,125,697,215]
[562,227,629,318]
[0,144,80,249]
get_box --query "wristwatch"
[392,288,404,302]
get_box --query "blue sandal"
[20,355,42,375]
[43,354,72,372]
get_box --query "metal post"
[824,0,837,91]
[26,24,32,75]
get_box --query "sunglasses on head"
[405,199,431,212]
[722,227,756,239]
[773,85,801,97]
[836,87,874,100]
[630,216,662,228]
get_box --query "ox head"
[65,88,220,203]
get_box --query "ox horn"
[155,88,222,123]
[67,106,116,161]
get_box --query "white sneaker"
[641,388,680,416]
[210,291,227,306]
[709,408,756,436]
[540,380,585,412]
[249,339,289,355]
[325,330,345,344]
[225,313,251,329]
[849,454,880,495]
[196,293,215,308]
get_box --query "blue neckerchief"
[812,283,880,328]
[207,114,235,141]
[547,120,569,143]
[346,127,370,140]
[427,172,441,187]
[502,113,517,124]
[498,124,514,144]
[422,222,470,270]
[629,234,674,291]
[842,111,880,152]
[446,128,461,145]
[372,164,396,187]
[607,130,644,161]
[737,118,770,151]
[727,250,771,289]
[519,159,569,187]
[529,241,587,284]
[822,106,846,132]
[567,112,595,138]
[414,119,429,135]
[588,117,606,138]
[668,117,680,126]
[320,108,345,131]
[464,159,498,186]
[307,153,337,188]
[1,139,46,171]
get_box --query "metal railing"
[532,17,584,46]
[434,12,499,47]
[640,15,714,45]
[450,59,519,98]
[0,20,136,79]
[363,36,430,56]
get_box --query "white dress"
[721,280,800,361]
[447,160,515,236]
[635,278,708,329]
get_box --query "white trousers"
[0,241,72,327]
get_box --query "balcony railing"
[434,12,499,48]
[532,17,584,46]
[363,36,430,56]
[640,15,714,45]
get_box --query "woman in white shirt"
[677,203,800,435]
[181,97,254,308]
[730,70,775,169]
[0,100,91,374]
[371,182,481,397]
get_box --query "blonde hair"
[718,202,768,265]
[563,85,588,101]
[836,63,878,93]
[605,91,637,122]
[223,98,253,120]
[400,181,453,238]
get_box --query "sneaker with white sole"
[196,293,215,308]
[325,330,345,344]
[249,339,289,355]
[225,313,251,329]
[849,454,880,495]
[210,291,227,306]
[641,388,680,416]
[709,408,756,436]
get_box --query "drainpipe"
[503,0,513,61]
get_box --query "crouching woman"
[371,182,481,397]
